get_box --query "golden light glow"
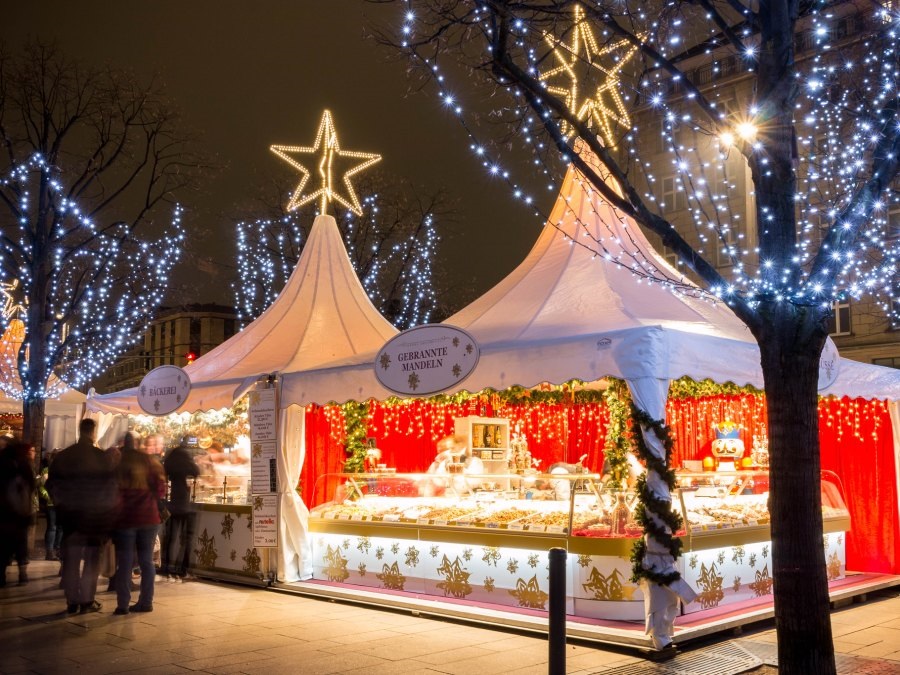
[538,4,641,146]
[736,122,758,141]
[270,110,382,216]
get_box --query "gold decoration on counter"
[242,548,262,575]
[823,534,830,552]
[482,547,501,567]
[827,552,842,581]
[696,563,725,609]
[716,551,726,566]
[376,561,406,591]
[342,538,351,550]
[527,553,540,569]
[582,567,635,601]
[358,562,367,577]
[356,537,371,554]
[838,534,843,545]
[429,545,440,558]
[484,576,496,593]
[463,547,474,562]
[194,528,218,569]
[732,577,742,593]
[749,565,773,597]
[246,514,252,529]
[405,546,420,567]
[689,554,698,570]
[436,555,473,599]
[375,546,385,560]
[749,553,757,569]
[506,558,520,574]
[390,542,400,555]
[577,554,592,569]
[731,546,745,565]
[323,545,350,582]
[221,513,234,540]
[230,550,236,561]
[762,544,769,559]
[509,575,549,610]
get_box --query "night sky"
[2,1,552,312]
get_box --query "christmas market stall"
[277,150,900,650]
[86,212,397,584]
[0,315,85,449]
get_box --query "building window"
[827,300,851,336]
[873,356,900,368]
[715,225,742,268]
[661,176,686,212]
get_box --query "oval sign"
[818,336,840,391]
[138,365,191,415]
[375,324,480,396]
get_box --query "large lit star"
[270,110,382,216]
[539,4,640,146]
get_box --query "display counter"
[189,474,265,582]
[308,469,850,618]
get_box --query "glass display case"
[675,470,850,546]
[308,471,649,538]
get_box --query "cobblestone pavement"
[2,559,899,674]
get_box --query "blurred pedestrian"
[37,452,63,561]
[112,432,166,614]
[0,440,37,586]
[162,435,199,580]
[47,418,117,614]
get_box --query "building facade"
[627,3,900,368]
[91,304,238,394]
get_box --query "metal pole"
[548,547,567,675]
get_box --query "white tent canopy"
[87,214,398,416]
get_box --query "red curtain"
[667,393,900,574]
[818,397,900,574]
[299,405,346,508]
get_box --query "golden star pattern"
[538,4,640,146]
[270,109,382,216]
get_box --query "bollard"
[548,547,567,675]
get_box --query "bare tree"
[377,1,900,671]
[234,169,454,329]
[0,42,204,452]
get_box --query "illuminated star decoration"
[539,4,641,146]
[270,109,382,216]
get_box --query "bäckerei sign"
[138,365,191,415]
[375,324,480,396]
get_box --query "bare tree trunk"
[758,309,835,675]
[22,396,45,457]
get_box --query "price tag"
[456,520,471,526]
[384,514,400,522]
[527,524,546,532]
[747,519,758,527]
[433,519,448,527]
[547,525,566,534]
[337,514,351,521]
[417,518,431,525]
[508,523,524,531]
[485,523,499,529]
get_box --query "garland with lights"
[668,377,763,400]
[601,379,632,489]
[342,401,371,472]
[629,403,684,587]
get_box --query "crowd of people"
[0,419,199,615]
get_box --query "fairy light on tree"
[388,2,900,671]
[0,42,200,453]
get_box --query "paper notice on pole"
[248,388,277,442]
[251,494,278,548]
[250,440,277,494]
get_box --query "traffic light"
[185,351,197,365]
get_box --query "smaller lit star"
[270,109,382,216]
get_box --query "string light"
[270,109,382,216]
[0,155,183,399]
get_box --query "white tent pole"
[625,376,696,650]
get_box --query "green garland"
[668,376,762,400]
[629,404,685,587]
[341,401,370,472]
[602,379,632,489]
